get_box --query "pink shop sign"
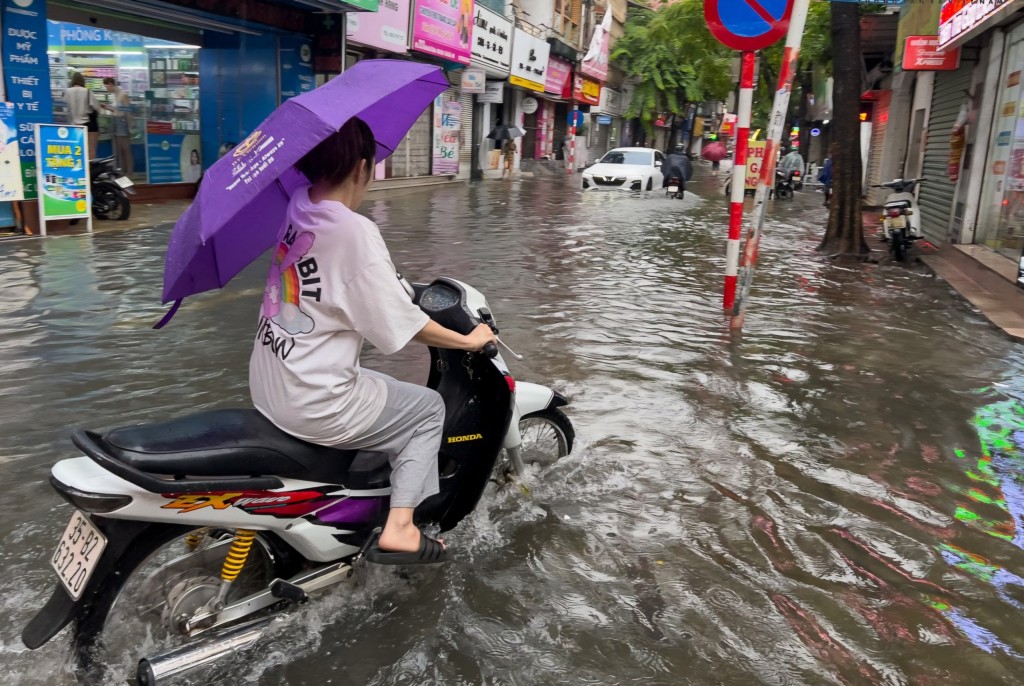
[347,0,412,53]
[545,56,572,95]
[412,0,474,65]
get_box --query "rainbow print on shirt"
[262,226,316,335]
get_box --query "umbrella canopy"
[701,141,728,162]
[486,124,526,141]
[159,60,449,322]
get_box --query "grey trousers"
[334,369,444,509]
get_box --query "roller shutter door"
[918,67,974,244]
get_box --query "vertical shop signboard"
[279,36,315,103]
[412,0,474,65]
[35,124,90,234]
[432,97,461,175]
[3,0,53,201]
[0,103,24,200]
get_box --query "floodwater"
[3,171,1024,685]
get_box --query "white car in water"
[582,147,665,192]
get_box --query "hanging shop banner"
[572,74,601,106]
[581,9,611,82]
[35,124,89,221]
[470,5,512,76]
[509,29,549,93]
[902,36,961,71]
[279,36,315,103]
[0,104,24,200]
[746,139,767,190]
[348,0,411,52]
[939,0,1023,49]
[412,0,474,65]
[3,0,53,201]
[432,97,461,175]
[461,68,486,93]
[147,133,202,184]
[478,81,504,104]
[545,57,573,97]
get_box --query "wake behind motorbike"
[21,277,573,684]
[91,156,134,221]
[874,178,926,261]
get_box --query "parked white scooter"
[874,178,927,261]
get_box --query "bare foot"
[378,520,445,553]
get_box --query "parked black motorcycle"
[773,169,795,199]
[91,157,134,221]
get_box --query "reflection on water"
[2,176,1024,684]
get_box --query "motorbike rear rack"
[72,428,284,494]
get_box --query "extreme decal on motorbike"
[161,489,333,516]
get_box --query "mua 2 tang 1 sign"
[35,123,91,234]
[705,0,793,51]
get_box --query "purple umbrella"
[157,60,449,326]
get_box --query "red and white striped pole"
[730,0,811,328]
[724,51,756,313]
[568,105,578,175]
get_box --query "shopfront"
[509,29,550,161]
[543,56,573,161]
[47,21,200,184]
[469,5,512,176]
[975,20,1024,258]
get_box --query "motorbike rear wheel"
[891,228,907,261]
[92,181,131,221]
[74,525,300,683]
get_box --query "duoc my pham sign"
[902,36,961,71]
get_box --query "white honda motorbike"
[21,277,574,685]
[875,178,926,261]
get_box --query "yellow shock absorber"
[220,529,256,583]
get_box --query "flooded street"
[4,172,1024,685]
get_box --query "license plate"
[889,216,906,229]
[51,510,107,600]
[114,176,133,188]
[668,186,678,193]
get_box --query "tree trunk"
[818,1,868,257]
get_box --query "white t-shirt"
[249,187,429,445]
[64,86,98,126]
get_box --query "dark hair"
[102,77,117,86]
[70,72,86,88]
[297,117,376,187]
[190,149,200,163]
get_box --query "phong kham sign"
[902,36,961,71]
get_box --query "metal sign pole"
[730,0,811,329]
[723,50,755,313]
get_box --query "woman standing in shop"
[103,77,133,178]
[65,72,101,159]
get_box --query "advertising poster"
[545,57,572,96]
[35,124,88,219]
[148,133,202,184]
[581,9,611,82]
[432,97,461,175]
[3,0,53,200]
[348,0,411,52]
[412,0,474,65]
[746,140,767,190]
[0,103,24,200]
[279,37,315,103]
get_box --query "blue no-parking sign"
[567,110,585,128]
[704,0,792,52]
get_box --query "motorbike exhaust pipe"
[136,615,282,686]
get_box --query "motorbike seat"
[884,199,912,209]
[97,409,390,489]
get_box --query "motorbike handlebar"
[482,342,498,358]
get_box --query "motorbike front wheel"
[495,409,575,484]
[92,181,131,220]
[74,525,299,684]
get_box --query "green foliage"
[611,0,733,132]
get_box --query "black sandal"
[364,531,448,566]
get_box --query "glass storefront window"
[47,22,200,185]
[977,23,1024,259]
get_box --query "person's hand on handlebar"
[463,323,497,352]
